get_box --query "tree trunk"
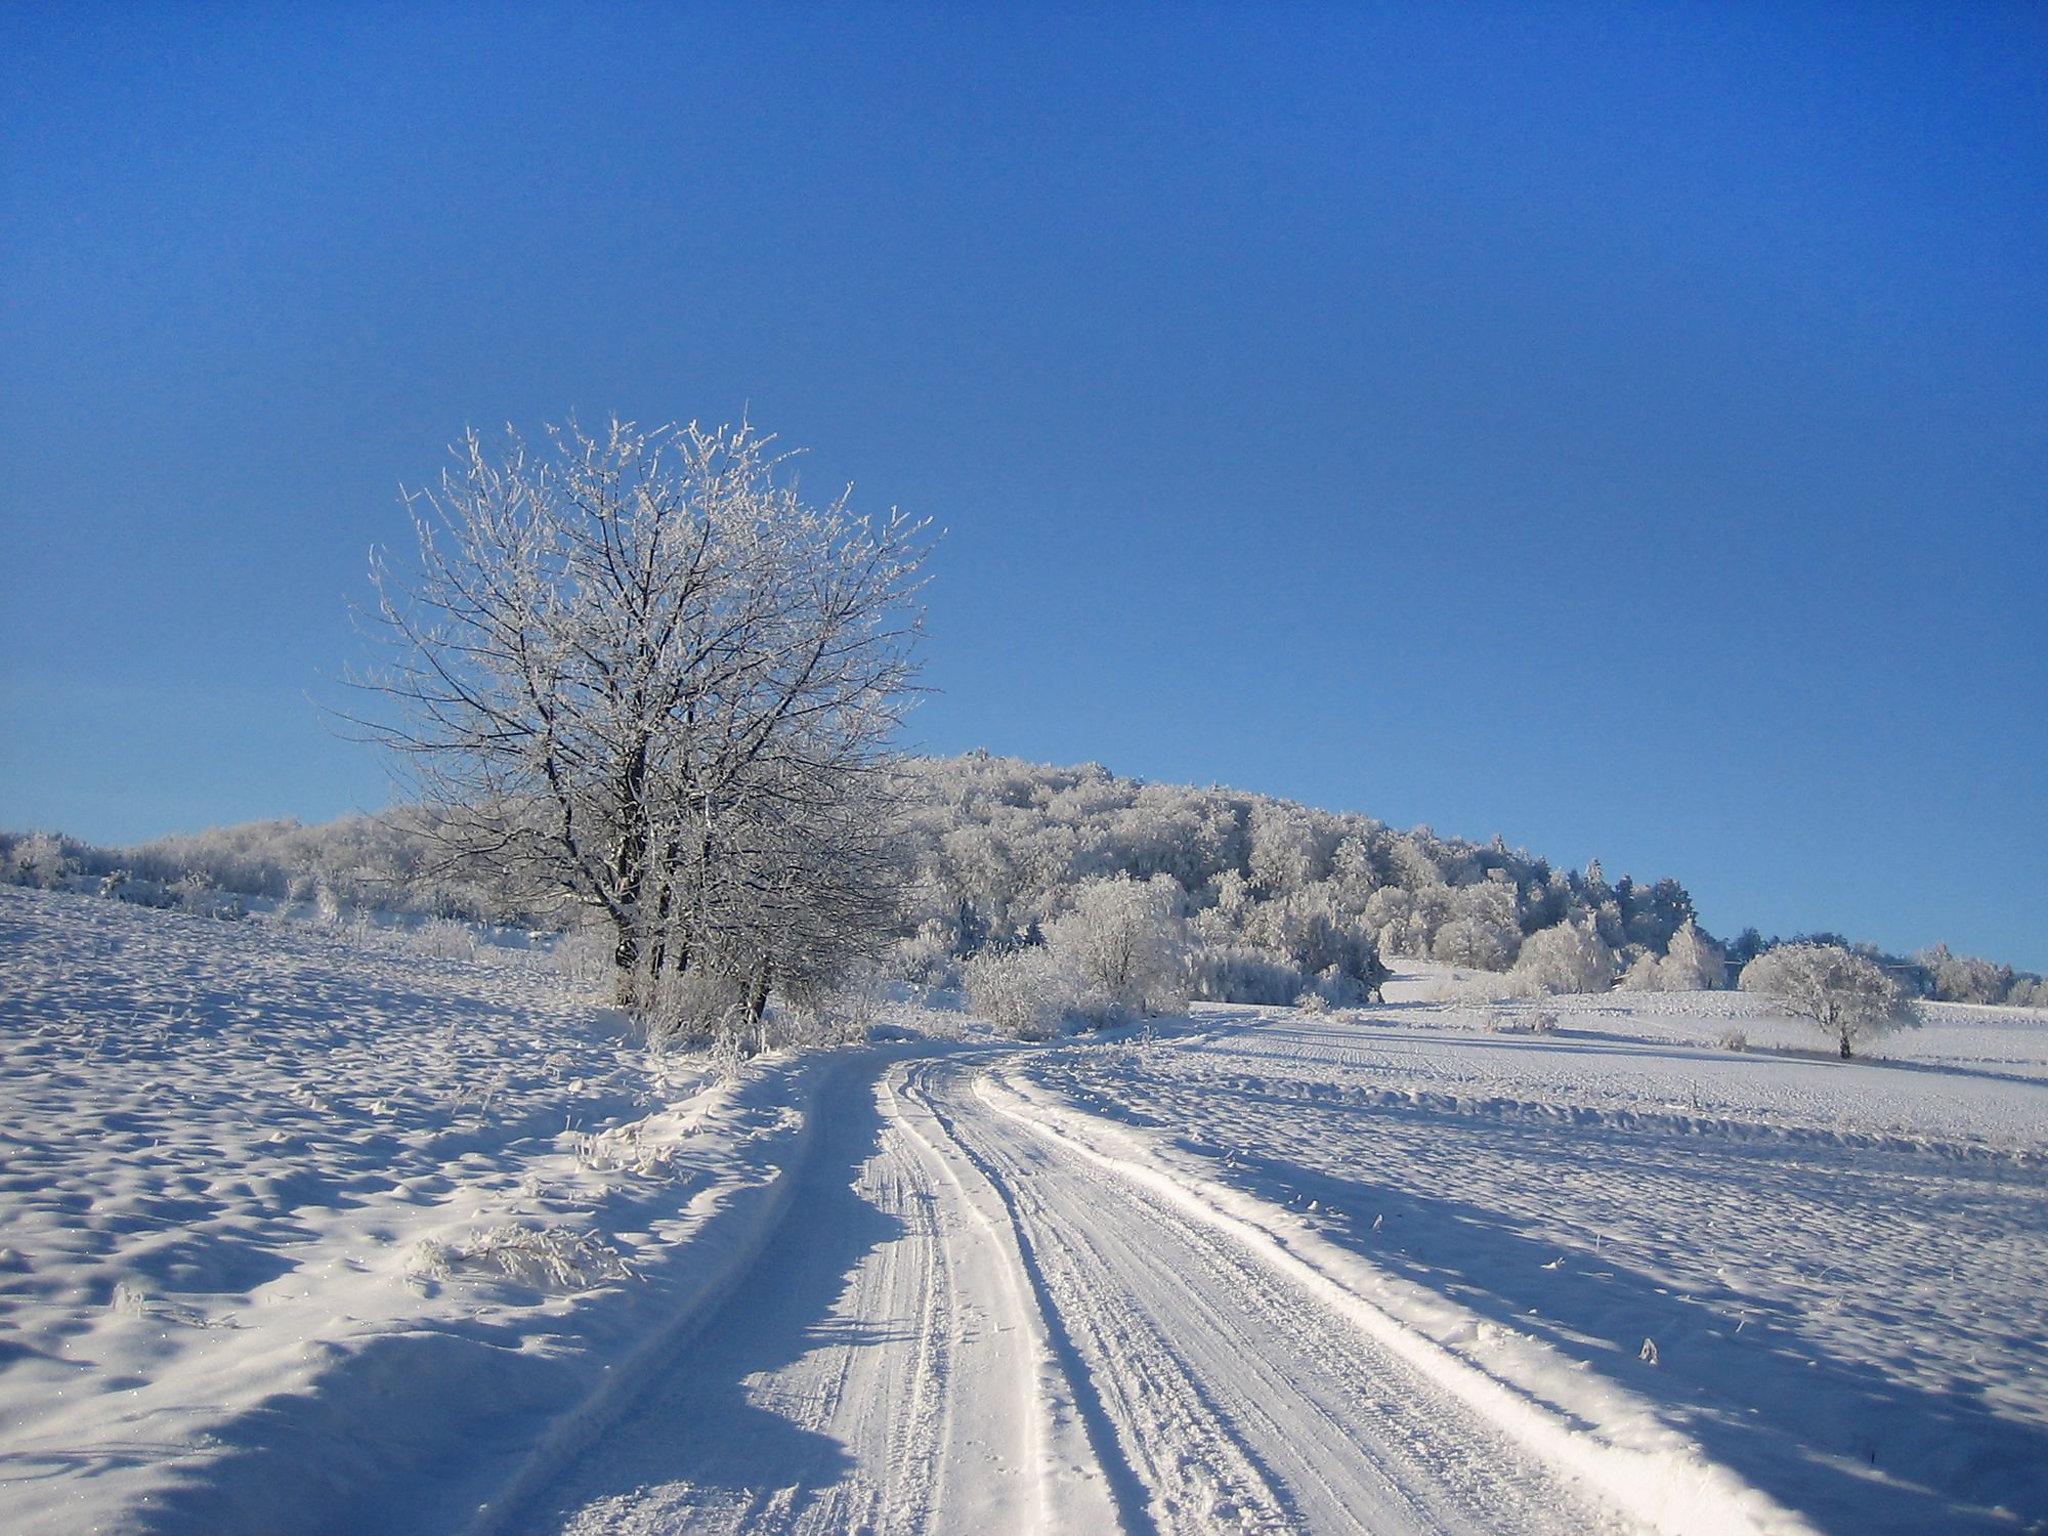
[609,743,652,1007]
[747,955,772,1052]
[1839,1032,1852,1060]
[647,837,682,982]
[612,914,639,1006]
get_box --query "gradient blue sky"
[2,3,2042,968]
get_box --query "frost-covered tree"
[963,946,1077,1040]
[1432,877,1521,971]
[1739,943,1917,1059]
[355,417,928,1011]
[1659,920,1725,990]
[1915,943,2017,1006]
[1508,918,1616,996]
[1623,919,1724,991]
[1431,916,1516,971]
[1043,873,1187,1020]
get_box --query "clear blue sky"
[2,3,2042,968]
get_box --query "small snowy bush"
[794,959,887,1043]
[551,926,615,989]
[408,917,478,961]
[1188,944,1310,1006]
[1294,990,1330,1015]
[3,832,79,890]
[964,946,1076,1040]
[419,1225,633,1290]
[644,968,746,1054]
[891,919,960,988]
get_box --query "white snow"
[0,886,824,1535]
[1014,973,2048,1532]
[4,898,2043,1535]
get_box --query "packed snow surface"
[3,890,2043,1534]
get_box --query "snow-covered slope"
[0,887,825,1536]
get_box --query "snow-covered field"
[1016,978,2048,1533]
[0,887,828,1535]
[4,892,2044,1534]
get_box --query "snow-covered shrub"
[1484,1005,1559,1036]
[1740,943,1918,1059]
[159,871,245,920]
[1718,1028,1749,1052]
[644,968,746,1053]
[776,964,882,1049]
[1187,944,1309,1006]
[817,959,888,1040]
[407,917,478,961]
[1,832,79,889]
[890,918,960,988]
[1294,990,1330,1015]
[551,925,615,989]
[964,946,1075,1040]
[314,884,344,927]
[426,1225,633,1290]
[1043,873,1188,1022]
[103,873,177,909]
[1507,919,1616,996]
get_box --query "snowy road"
[514,1050,1630,1536]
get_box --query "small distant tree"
[1432,915,1516,971]
[1739,943,1917,1059]
[963,946,1076,1040]
[1623,919,1723,992]
[1918,944,2015,1006]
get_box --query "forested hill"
[893,752,1696,986]
[7,751,2040,1005]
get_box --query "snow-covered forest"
[6,751,2042,1025]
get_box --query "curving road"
[515,1050,1631,1535]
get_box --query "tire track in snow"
[918,1056,1637,1535]
[512,1053,1044,1536]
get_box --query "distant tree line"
[889,751,1704,1007]
[8,760,2044,1015]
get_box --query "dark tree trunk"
[747,954,772,1051]
[609,743,651,1006]
[612,915,639,1005]
[647,837,682,982]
